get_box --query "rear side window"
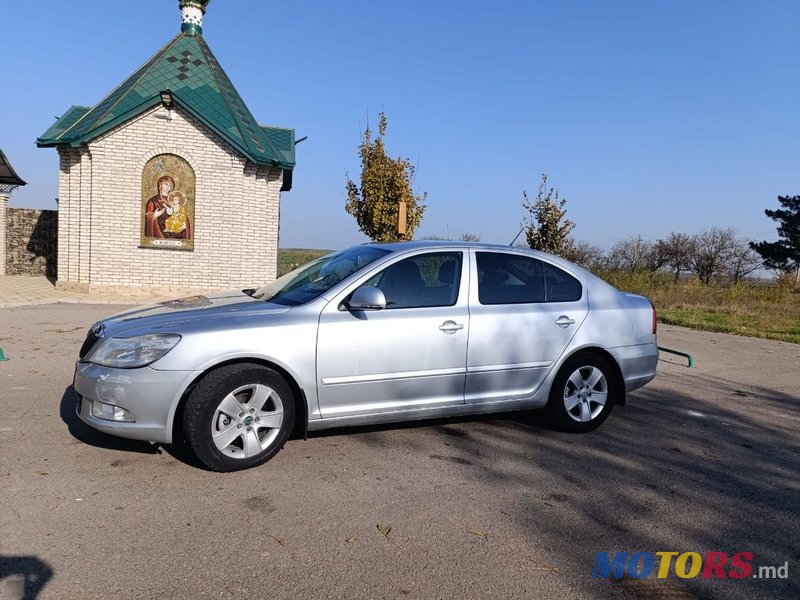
[476,252,581,304]
[543,262,582,302]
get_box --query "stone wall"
[56,104,282,293]
[0,193,7,276]
[5,207,58,277]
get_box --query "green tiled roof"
[261,126,295,166]
[37,33,294,171]
[38,105,91,142]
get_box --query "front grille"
[79,330,100,359]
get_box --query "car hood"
[96,291,290,336]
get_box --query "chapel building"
[37,0,295,292]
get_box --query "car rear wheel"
[183,363,296,472]
[547,352,616,432]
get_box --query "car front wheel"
[182,363,296,472]
[547,352,617,432]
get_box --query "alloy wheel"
[211,383,284,458]
[562,366,608,423]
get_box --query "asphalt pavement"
[1,303,798,600]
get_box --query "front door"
[316,251,469,418]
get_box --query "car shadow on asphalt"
[343,375,800,600]
[58,386,210,469]
[304,407,560,441]
[59,386,160,454]
[57,368,800,600]
[59,383,558,470]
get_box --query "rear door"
[465,250,588,403]
[316,250,469,418]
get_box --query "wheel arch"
[170,358,309,446]
[560,346,626,406]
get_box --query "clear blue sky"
[2,0,797,249]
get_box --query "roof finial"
[180,0,211,36]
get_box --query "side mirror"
[345,286,386,311]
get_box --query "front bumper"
[73,361,198,444]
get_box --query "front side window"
[364,252,462,309]
[254,246,390,306]
[476,252,581,304]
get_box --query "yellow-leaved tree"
[345,112,426,241]
[522,174,575,257]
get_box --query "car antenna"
[509,227,525,246]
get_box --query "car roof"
[359,240,612,289]
[363,240,524,252]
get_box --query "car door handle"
[439,320,464,333]
[555,316,575,328]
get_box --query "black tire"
[547,352,617,433]
[182,363,296,472]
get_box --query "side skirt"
[307,396,549,432]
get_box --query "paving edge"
[0,297,159,308]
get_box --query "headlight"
[89,334,181,368]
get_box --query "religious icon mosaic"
[141,153,195,250]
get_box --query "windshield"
[253,246,391,306]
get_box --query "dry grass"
[277,248,332,277]
[601,271,800,344]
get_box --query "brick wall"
[5,207,58,277]
[56,104,283,293]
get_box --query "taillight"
[649,299,657,335]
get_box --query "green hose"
[658,346,694,368]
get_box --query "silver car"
[74,242,658,471]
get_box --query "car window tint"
[364,252,462,309]
[476,252,545,304]
[543,262,582,302]
[253,246,390,306]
